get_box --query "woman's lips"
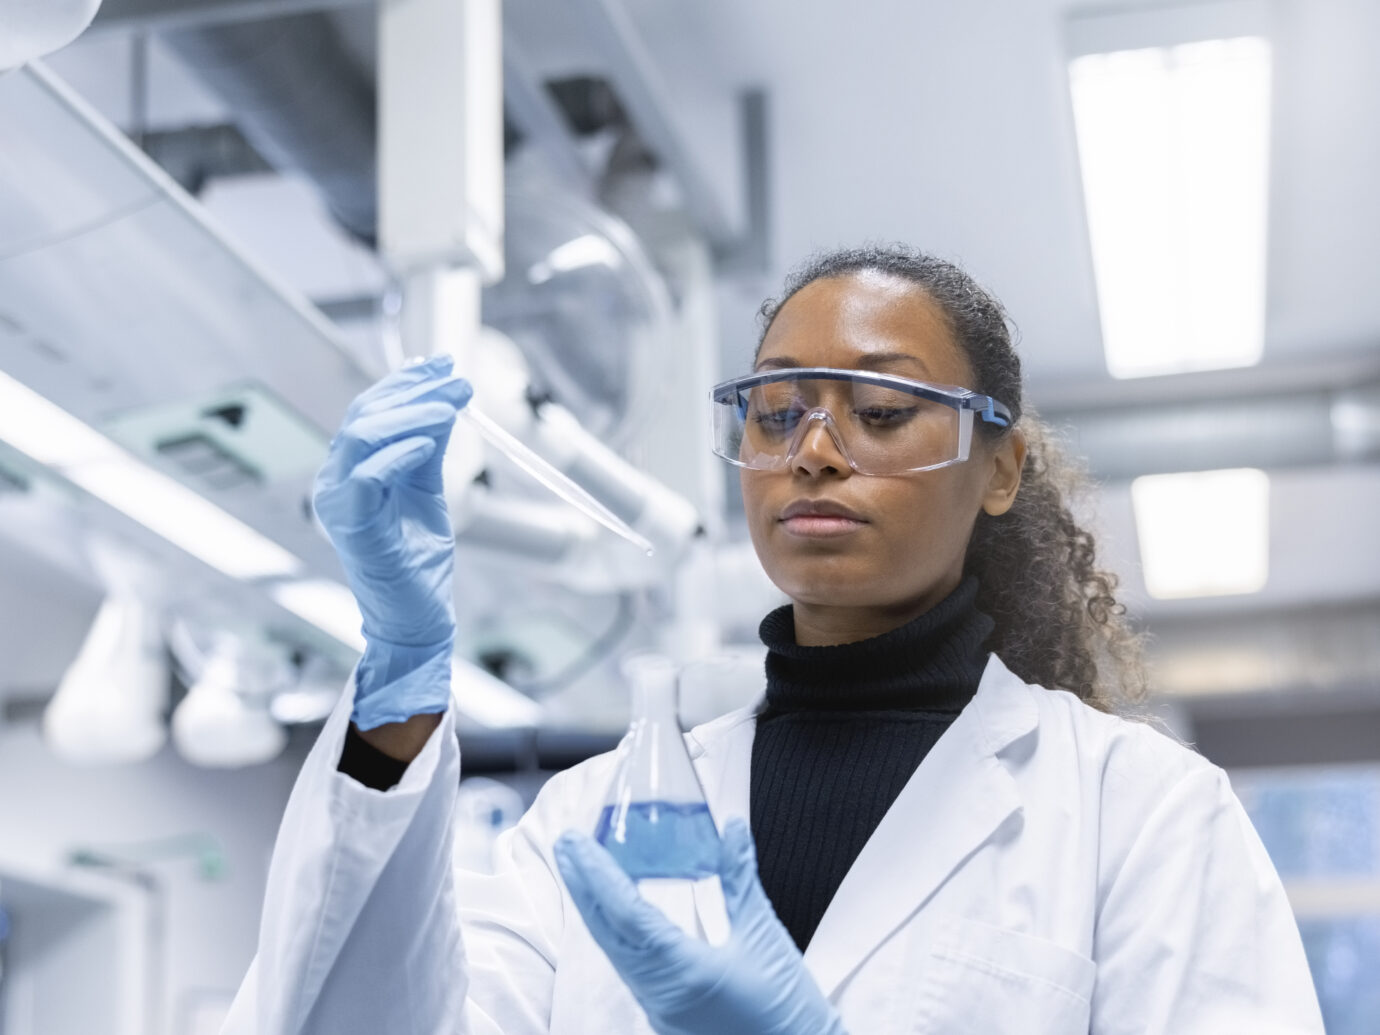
[780,514,867,538]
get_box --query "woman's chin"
[772,568,887,609]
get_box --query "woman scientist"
[224,246,1324,1034]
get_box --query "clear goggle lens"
[711,373,1004,475]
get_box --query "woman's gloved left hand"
[554,818,848,1035]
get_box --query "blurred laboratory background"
[1,0,1377,1031]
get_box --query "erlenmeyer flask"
[595,653,720,880]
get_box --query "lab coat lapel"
[802,655,1039,999]
[688,705,756,822]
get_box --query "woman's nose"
[788,412,851,477]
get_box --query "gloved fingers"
[341,354,456,422]
[355,371,473,420]
[554,832,688,957]
[315,435,437,531]
[318,399,460,492]
[716,817,773,922]
[346,399,463,453]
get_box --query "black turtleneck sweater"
[751,575,993,952]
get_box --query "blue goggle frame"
[710,367,1013,428]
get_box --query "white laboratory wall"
[0,721,309,1035]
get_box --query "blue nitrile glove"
[554,818,848,1035]
[312,354,473,730]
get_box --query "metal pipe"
[1044,377,1380,480]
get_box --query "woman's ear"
[981,428,1026,517]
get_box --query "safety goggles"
[710,367,1012,475]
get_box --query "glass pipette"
[460,405,655,556]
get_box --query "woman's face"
[741,271,1024,639]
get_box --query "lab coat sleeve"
[1089,763,1325,1034]
[221,680,561,1035]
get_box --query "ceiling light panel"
[1132,467,1270,599]
[1069,34,1271,378]
[0,368,302,580]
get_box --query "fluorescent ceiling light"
[1132,468,1269,598]
[1069,36,1271,378]
[0,367,126,466]
[71,463,302,580]
[272,579,367,653]
[0,369,301,580]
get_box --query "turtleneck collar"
[758,575,994,713]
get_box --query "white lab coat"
[223,654,1324,1034]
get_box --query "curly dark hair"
[756,244,1147,714]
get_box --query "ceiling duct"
[161,11,377,243]
[1044,375,1380,480]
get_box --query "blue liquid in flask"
[595,801,720,880]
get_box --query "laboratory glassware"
[595,654,721,880]
[460,405,655,556]
[394,358,654,554]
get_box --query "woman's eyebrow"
[753,352,932,374]
[856,351,931,374]
[754,356,800,371]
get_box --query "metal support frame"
[503,40,595,198]
[97,0,771,271]
[138,123,273,193]
[565,0,737,249]
[718,88,772,274]
[378,0,504,281]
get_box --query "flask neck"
[632,682,680,726]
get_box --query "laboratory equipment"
[43,593,168,765]
[595,654,720,880]
[171,637,289,767]
[461,404,655,555]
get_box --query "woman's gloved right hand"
[312,354,474,730]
